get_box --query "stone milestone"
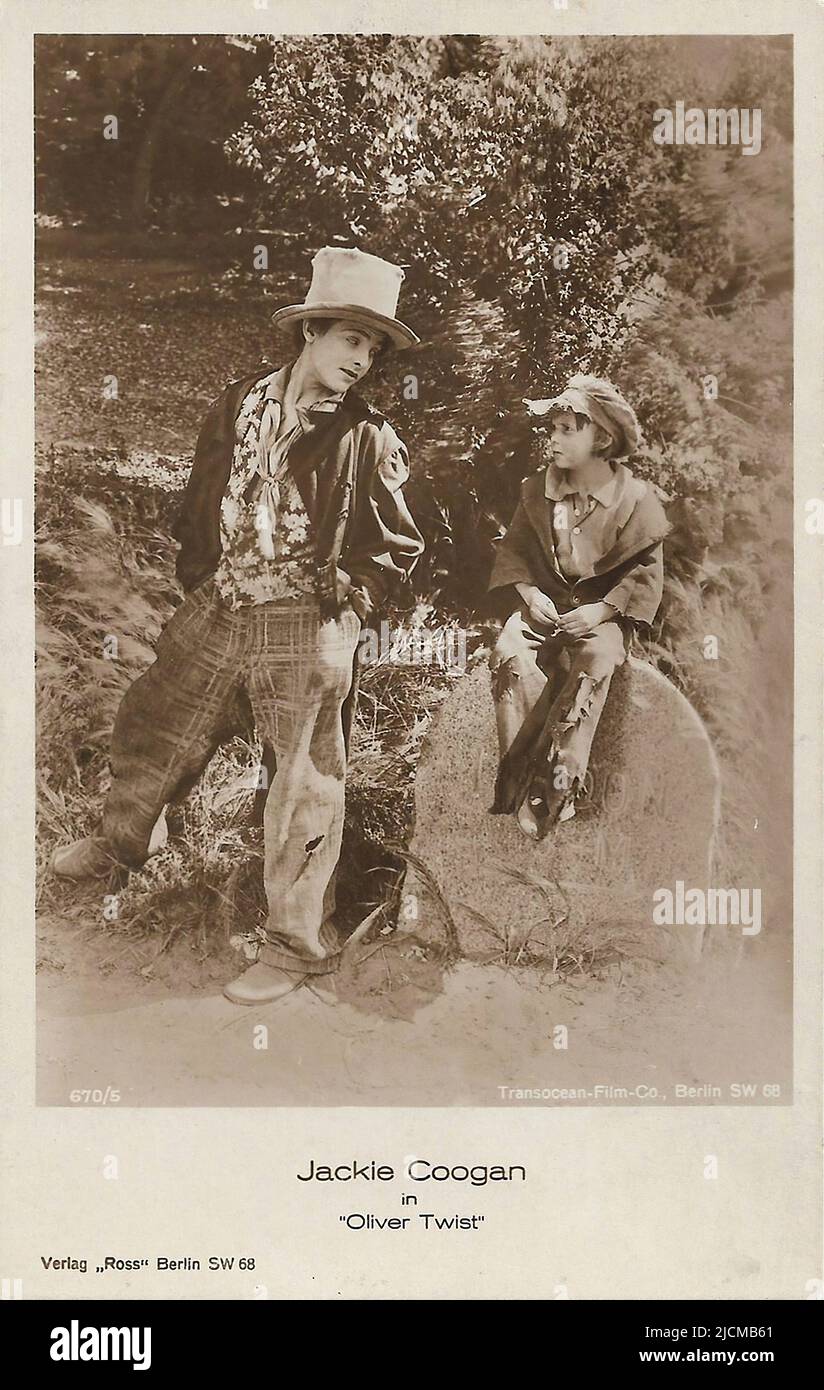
[404,657,721,966]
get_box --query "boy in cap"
[51,247,425,1004]
[487,374,669,837]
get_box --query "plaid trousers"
[100,579,363,974]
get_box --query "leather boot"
[223,961,309,1006]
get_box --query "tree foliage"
[229,33,791,619]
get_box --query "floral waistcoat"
[213,372,331,608]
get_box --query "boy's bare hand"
[554,601,613,638]
[516,584,560,629]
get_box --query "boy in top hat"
[51,247,425,1005]
[486,375,670,838]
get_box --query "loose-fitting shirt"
[486,460,669,627]
[545,460,626,581]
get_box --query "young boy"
[486,374,669,838]
[50,246,425,1005]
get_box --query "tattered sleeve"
[343,422,426,615]
[487,494,543,592]
[602,541,664,626]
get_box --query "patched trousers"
[98,579,362,974]
[489,602,629,831]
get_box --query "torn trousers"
[98,578,362,974]
[488,602,629,835]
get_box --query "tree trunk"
[130,38,219,227]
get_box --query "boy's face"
[303,319,387,395]
[548,409,603,470]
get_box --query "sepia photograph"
[33,29,794,1108]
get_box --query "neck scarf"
[250,368,344,560]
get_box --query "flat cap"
[524,374,642,459]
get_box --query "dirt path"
[37,913,791,1108]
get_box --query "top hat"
[271,246,419,350]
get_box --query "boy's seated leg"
[489,606,555,759]
[560,618,627,686]
[531,620,628,828]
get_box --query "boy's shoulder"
[614,465,669,523]
[519,466,548,500]
[616,464,656,506]
[520,462,660,507]
[610,467,672,552]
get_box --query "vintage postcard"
[1,0,821,1305]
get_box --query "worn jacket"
[487,464,670,626]
[171,363,425,619]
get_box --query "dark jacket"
[171,363,425,619]
[487,466,670,626]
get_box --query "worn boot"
[49,836,121,881]
[223,961,309,1006]
[50,810,168,882]
[517,768,561,839]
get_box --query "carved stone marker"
[404,657,721,965]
